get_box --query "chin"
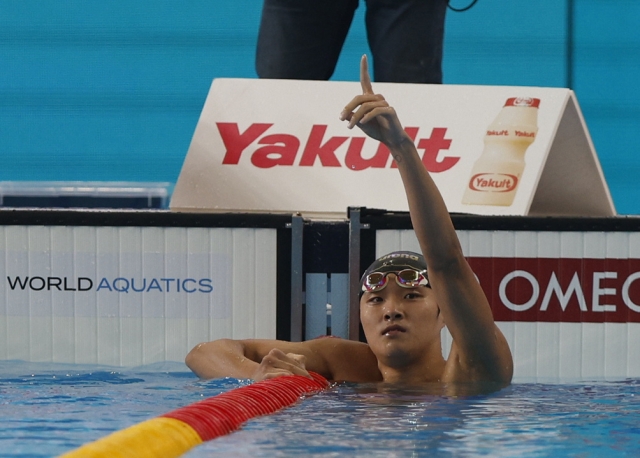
[377,342,413,363]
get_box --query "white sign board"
[0,225,277,366]
[171,79,615,217]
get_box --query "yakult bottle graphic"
[462,97,540,206]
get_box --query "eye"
[404,291,422,300]
[366,295,383,304]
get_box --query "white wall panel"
[538,232,561,258]
[514,232,539,258]
[202,228,232,349]
[232,229,258,339]
[95,227,120,366]
[628,324,640,377]
[536,322,560,379]
[513,321,538,379]
[375,230,401,257]
[606,232,629,259]
[162,227,191,361]
[583,232,606,258]
[581,323,605,379]
[629,232,640,257]
[142,227,166,366]
[0,225,277,367]
[467,231,493,257]
[72,227,96,364]
[254,229,277,339]
[558,322,582,379]
[604,322,627,377]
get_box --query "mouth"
[381,325,406,336]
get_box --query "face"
[360,274,444,368]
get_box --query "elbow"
[185,342,206,374]
[185,339,243,379]
[184,339,224,376]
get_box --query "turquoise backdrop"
[1,1,638,213]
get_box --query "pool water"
[0,361,638,457]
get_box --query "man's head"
[359,251,444,371]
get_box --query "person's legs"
[364,0,448,83]
[256,0,359,80]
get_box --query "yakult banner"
[171,78,615,217]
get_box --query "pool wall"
[0,210,289,367]
[1,208,639,380]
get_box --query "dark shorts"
[256,0,448,83]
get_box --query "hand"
[252,348,312,381]
[339,55,411,148]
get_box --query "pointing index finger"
[360,54,374,95]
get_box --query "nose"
[383,302,405,321]
[384,310,403,321]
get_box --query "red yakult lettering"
[299,125,347,167]
[469,173,518,192]
[218,123,272,165]
[216,123,459,172]
[416,127,458,173]
[251,134,300,168]
[344,137,380,170]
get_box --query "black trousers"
[256,0,448,83]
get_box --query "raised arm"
[340,56,513,383]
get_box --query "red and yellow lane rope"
[60,372,329,458]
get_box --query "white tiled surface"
[0,226,277,366]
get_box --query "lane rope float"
[60,372,329,458]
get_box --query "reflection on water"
[0,361,638,457]
[189,379,640,457]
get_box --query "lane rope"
[60,372,329,458]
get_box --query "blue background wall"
[1,1,639,213]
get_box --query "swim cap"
[360,251,428,296]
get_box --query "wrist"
[384,131,414,150]
[386,133,417,163]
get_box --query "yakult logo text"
[512,97,537,107]
[468,257,640,323]
[469,173,518,192]
[217,123,459,172]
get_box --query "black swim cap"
[360,251,428,295]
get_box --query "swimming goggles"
[361,269,430,294]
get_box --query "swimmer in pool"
[185,55,513,385]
